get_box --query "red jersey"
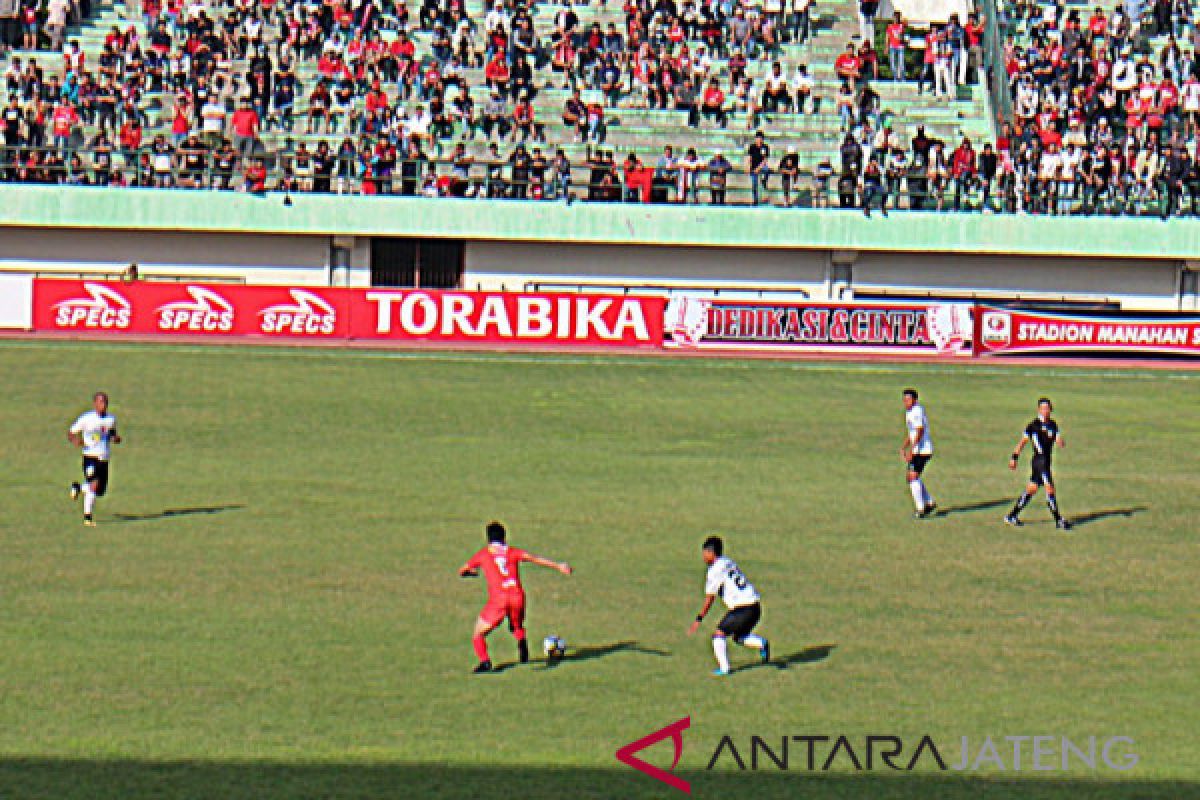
[231,108,259,137]
[466,544,530,598]
[835,52,861,75]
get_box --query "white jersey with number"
[905,404,933,455]
[705,556,760,610]
[70,410,117,460]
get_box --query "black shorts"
[907,454,932,475]
[82,456,110,496]
[1030,455,1054,487]
[717,603,761,641]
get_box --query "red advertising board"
[348,289,662,346]
[31,280,664,349]
[663,295,973,355]
[33,280,349,338]
[975,306,1200,357]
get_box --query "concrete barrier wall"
[2,187,1198,310]
[0,228,336,286]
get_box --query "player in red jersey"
[458,521,573,673]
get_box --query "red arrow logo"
[615,716,691,794]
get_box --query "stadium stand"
[994,0,1200,215]
[0,0,1197,214]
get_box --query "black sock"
[517,639,529,663]
[1011,492,1031,517]
[1047,494,1062,521]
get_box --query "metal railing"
[977,0,1014,128]
[4,145,1200,217]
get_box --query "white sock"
[83,488,96,515]
[742,634,766,649]
[909,480,925,511]
[712,636,730,672]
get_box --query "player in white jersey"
[67,392,121,527]
[900,388,937,519]
[687,536,769,676]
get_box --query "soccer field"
[1,341,1197,800]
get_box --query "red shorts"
[480,592,526,631]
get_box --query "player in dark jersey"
[458,521,573,673]
[1005,398,1072,530]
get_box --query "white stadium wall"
[463,242,830,296]
[853,253,1184,311]
[0,228,354,287]
[464,242,1189,311]
[0,226,1194,311]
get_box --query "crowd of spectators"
[990,0,1200,215]
[809,0,1200,216]
[2,0,1200,215]
[0,0,834,202]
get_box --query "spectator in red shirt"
[317,51,341,79]
[834,43,862,86]
[950,136,977,210]
[1158,76,1179,127]
[391,32,415,62]
[886,13,907,80]
[170,93,191,145]
[51,102,79,153]
[513,93,541,143]
[622,153,653,202]
[365,80,389,116]
[361,164,378,196]
[964,14,985,84]
[484,52,510,95]
[700,78,728,127]
[230,98,260,157]
[118,116,142,162]
[242,158,267,193]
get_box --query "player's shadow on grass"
[932,498,1012,518]
[734,643,836,674]
[549,640,671,667]
[1069,506,1148,527]
[491,641,671,672]
[110,504,246,523]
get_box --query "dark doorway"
[370,238,464,288]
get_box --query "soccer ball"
[542,635,567,659]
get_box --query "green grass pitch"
[0,341,1197,800]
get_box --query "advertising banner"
[32,280,349,339]
[31,280,665,349]
[347,289,663,347]
[664,296,973,355]
[975,306,1200,357]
